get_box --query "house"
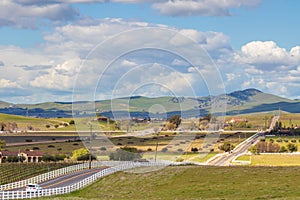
[0,150,44,164]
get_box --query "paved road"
[208,116,280,166]
[12,167,106,191]
[209,132,263,166]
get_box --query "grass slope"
[42,166,300,200]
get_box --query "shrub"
[177,148,184,152]
[32,147,40,150]
[45,125,50,128]
[99,147,106,151]
[109,147,142,161]
[161,148,168,152]
[279,146,288,153]
[191,147,198,153]
[147,148,152,152]
[48,145,55,148]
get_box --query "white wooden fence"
[0,163,89,191]
[0,161,174,200]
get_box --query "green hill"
[1,88,300,118]
[41,165,300,200]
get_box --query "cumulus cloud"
[0,79,21,89]
[2,17,300,102]
[235,41,300,70]
[0,0,78,28]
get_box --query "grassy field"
[251,154,300,166]
[4,141,85,156]
[40,165,300,200]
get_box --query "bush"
[54,124,59,128]
[32,147,40,150]
[46,125,50,128]
[100,147,107,151]
[109,147,142,161]
[48,145,55,148]
[276,139,282,143]
[69,120,75,125]
[161,148,168,152]
[177,148,184,152]
[279,146,288,153]
[191,147,198,153]
[291,139,297,143]
[147,148,152,152]
[77,154,96,161]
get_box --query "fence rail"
[0,163,89,191]
[0,161,171,200]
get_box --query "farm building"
[0,150,44,164]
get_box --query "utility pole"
[89,123,92,169]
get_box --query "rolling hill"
[0,88,299,118]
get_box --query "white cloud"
[0,79,21,89]
[236,41,300,69]
[3,0,261,29]
[151,0,260,16]
[0,0,78,28]
[2,17,300,102]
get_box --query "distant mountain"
[0,89,299,118]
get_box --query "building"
[0,150,44,164]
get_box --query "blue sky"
[0,0,300,103]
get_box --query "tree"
[69,120,75,125]
[71,148,90,161]
[77,154,96,161]
[0,140,5,150]
[168,115,181,128]
[287,143,298,153]
[191,147,199,153]
[109,147,142,161]
[218,142,234,152]
[249,145,258,154]
[279,146,288,153]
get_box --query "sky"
[0,0,300,103]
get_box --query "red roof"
[0,151,44,157]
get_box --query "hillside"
[40,166,300,200]
[1,88,300,118]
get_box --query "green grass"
[251,154,300,166]
[236,154,250,161]
[40,165,300,200]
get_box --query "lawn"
[251,154,300,166]
[40,165,300,200]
